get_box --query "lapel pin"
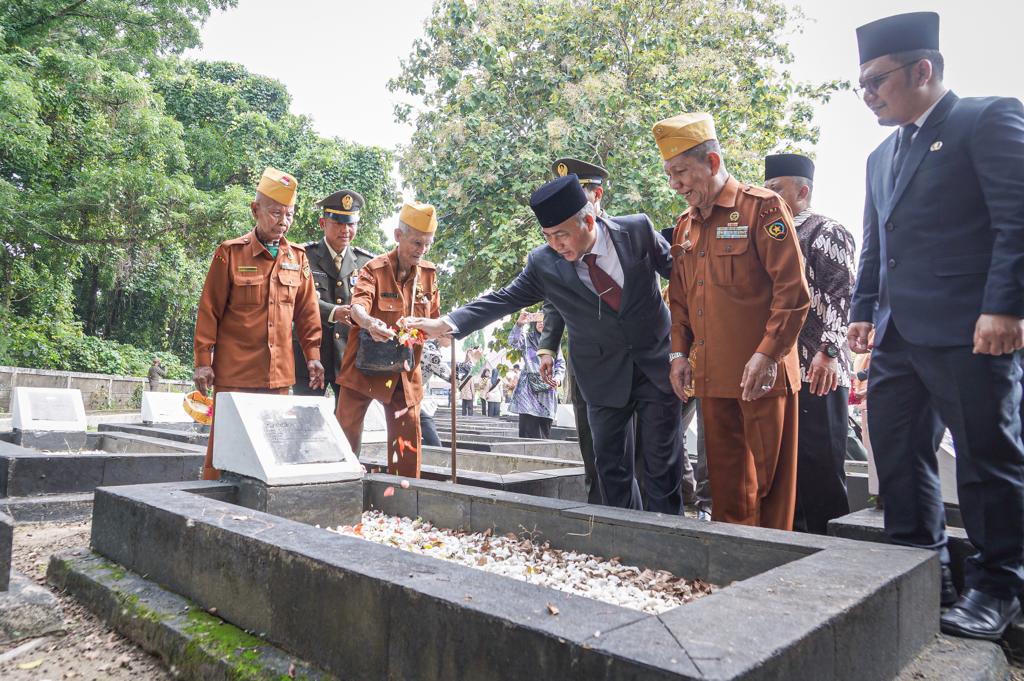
[930,141,943,152]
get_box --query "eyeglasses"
[853,61,916,99]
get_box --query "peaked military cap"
[551,157,609,186]
[764,154,815,182]
[530,175,588,229]
[317,189,364,224]
[856,12,940,64]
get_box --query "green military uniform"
[293,189,375,402]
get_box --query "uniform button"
[724,245,733,253]
[268,322,273,327]
[698,250,705,257]
[336,281,343,287]
[697,309,703,316]
[269,299,274,304]
[888,258,897,268]
[336,298,343,303]
[886,221,895,231]
[335,333,341,339]
[697,279,704,286]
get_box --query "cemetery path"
[0,520,172,681]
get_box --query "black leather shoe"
[940,588,1022,641]
[940,566,958,607]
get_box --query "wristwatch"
[819,343,840,359]
[669,351,686,362]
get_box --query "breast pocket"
[709,237,752,287]
[230,274,266,308]
[377,294,405,316]
[277,270,300,305]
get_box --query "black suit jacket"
[293,241,375,382]
[852,91,1024,346]
[448,214,673,408]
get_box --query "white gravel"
[328,511,715,614]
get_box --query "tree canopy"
[390,0,842,304]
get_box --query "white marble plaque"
[555,404,575,429]
[212,392,361,485]
[11,387,87,432]
[362,400,387,444]
[141,391,191,423]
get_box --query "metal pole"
[450,340,457,484]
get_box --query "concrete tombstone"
[10,387,87,432]
[141,391,191,424]
[212,393,362,485]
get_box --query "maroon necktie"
[583,253,621,312]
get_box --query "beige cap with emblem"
[399,201,438,233]
[256,166,298,206]
[651,113,717,161]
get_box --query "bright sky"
[188,0,1024,246]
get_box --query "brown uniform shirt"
[194,230,322,389]
[669,176,810,399]
[337,249,440,406]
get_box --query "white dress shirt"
[575,218,624,294]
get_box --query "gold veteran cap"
[256,166,298,206]
[399,201,438,234]
[652,113,717,161]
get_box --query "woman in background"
[508,311,564,439]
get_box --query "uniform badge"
[716,226,748,239]
[764,220,788,241]
[349,274,358,287]
[930,141,943,152]
[281,262,300,271]
[302,264,311,279]
[342,194,354,210]
[237,265,258,272]
[556,162,568,177]
[729,211,740,222]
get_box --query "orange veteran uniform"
[669,175,809,529]
[336,249,440,476]
[194,229,322,478]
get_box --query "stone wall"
[0,366,192,413]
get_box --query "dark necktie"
[583,253,621,312]
[892,123,918,183]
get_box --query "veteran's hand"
[740,352,778,402]
[669,357,692,402]
[807,352,840,397]
[334,304,352,326]
[193,366,215,394]
[402,316,452,340]
[365,317,396,342]
[847,322,874,354]
[973,314,1024,356]
[538,354,558,388]
[307,360,325,390]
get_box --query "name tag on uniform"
[716,226,749,239]
[381,292,400,299]
[236,266,258,272]
[280,263,300,271]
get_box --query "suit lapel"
[887,92,958,216]
[554,255,601,308]
[339,247,356,280]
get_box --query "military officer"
[292,189,375,406]
[658,113,810,530]
[194,167,324,480]
[849,12,1024,638]
[335,201,441,478]
[763,153,857,535]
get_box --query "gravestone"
[10,387,87,432]
[362,399,387,444]
[0,511,11,591]
[554,404,575,428]
[212,392,361,485]
[141,391,191,424]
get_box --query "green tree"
[390,0,843,303]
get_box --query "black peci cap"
[765,154,815,182]
[530,175,589,229]
[856,12,940,65]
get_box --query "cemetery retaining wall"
[0,366,191,413]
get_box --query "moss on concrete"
[182,608,271,680]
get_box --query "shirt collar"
[913,90,948,129]
[324,239,347,262]
[588,219,612,259]
[688,175,739,220]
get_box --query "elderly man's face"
[251,196,294,242]
[858,54,924,127]
[321,216,358,253]
[541,212,596,262]
[394,226,434,268]
[664,152,717,211]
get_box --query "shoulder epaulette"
[418,259,437,271]
[366,254,390,270]
[741,184,777,200]
[223,234,250,246]
[353,246,376,259]
[290,241,307,251]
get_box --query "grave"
[141,390,191,424]
[10,386,87,433]
[46,473,1007,680]
[0,510,64,643]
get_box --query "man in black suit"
[849,12,1024,640]
[292,190,375,407]
[406,175,684,514]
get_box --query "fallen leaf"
[547,603,560,616]
[385,379,393,388]
[18,659,43,670]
